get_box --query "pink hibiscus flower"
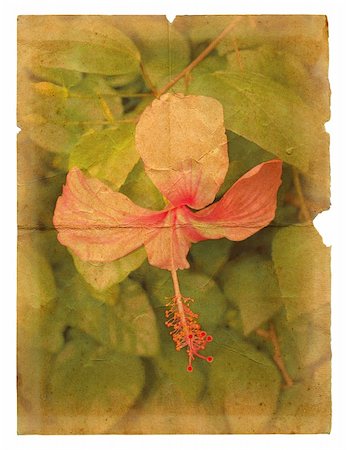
[53,93,282,371]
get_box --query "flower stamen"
[165,270,214,371]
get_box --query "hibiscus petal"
[143,209,193,271]
[135,93,228,210]
[188,160,282,241]
[53,168,165,262]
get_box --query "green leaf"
[17,234,66,433]
[61,276,119,340]
[20,77,124,153]
[71,247,146,292]
[291,305,331,369]
[29,66,83,88]
[188,70,326,172]
[70,73,123,96]
[209,328,281,433]
[69,252,122,306]
[154,354,206,402]
[62,277,159,357]
[21,117,79,154]
[17,233,69,352]
[216,133,300,225]
[271,226,330,381]
[45,330,145,433]
[273,204,300,226]
[112,16,190,88]
[65,74,124,126]
[180,15,328,72]
[120,160,165,210]
[189,238,233,277]
[272,225,330,321]
[17,133,65,228]
[175,15,237,47]
[274,304,330,380]
[226,46,328,115]
[18,233,57,309]
[270,360,331,433]
[220,254,282,334]
[17,346,54,434]
[145,268,227,331]
[19,16,140,77]
[115,379,229,434]
[153,333,207,402]
[301,142,331,217]
[191,54,228,76]
[69,123,139,189]
[110,279,160,356]
[216,131,275,198]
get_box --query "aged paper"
[17,15,330,434]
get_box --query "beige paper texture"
[17,15,331,434]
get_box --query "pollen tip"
[200,331,207,338]
[207,356,214,363]
[206,335,213,342]
[188,334,193,339]
[187,365,193,372]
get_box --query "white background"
[1,1,347,449]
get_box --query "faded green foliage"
[30,66,83,88]
[111,16,190,89]
[60,276,159,357]
[17,233,66,355]
[189,71,325,172]
[272,225,330,321]
[220,254,282,334]
[153,348,206,402]
[18,233,56,309]
[120,160,165,210]
[72,247,146,293]
[116,379,229,434]
[209,329,282,433]
[226,46,326,113]
[190,239,233,277]
[269,360,331,433]
[17,15,330,434]
[45,330,145,433]
[217,132,275,198]
[69,124,139,190]
[145,268,227,331]
[18,16,140,77]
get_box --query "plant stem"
[170,269,181,297]
[156,17,242,98]
[170,269,187,327]
[292,167,312,222]
[256,321,294,388]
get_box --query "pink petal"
[135,93,228,210]
[53,168,166,262]
[143,208,193,271]
[187,160,283,241]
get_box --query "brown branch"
[156,17,242,98]
[292,167,312,222]
[256,322,294,388]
